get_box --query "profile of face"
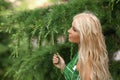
[68,20,80,44]
[68,12,101,45]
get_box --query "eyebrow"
[72,26,76,29]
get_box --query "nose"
[68,28,71,33]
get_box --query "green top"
[63,53,80,80]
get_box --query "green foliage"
[0,0,120,80]
[0,0,12,11]
[0,1,11,78]
[109,61,120,80]
[0,32,11,79]
[4,44,69,80]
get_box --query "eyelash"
[72,27,77,31]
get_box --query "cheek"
[69,34,80,43]
[74,35,80,43]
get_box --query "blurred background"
[0,0,120,80]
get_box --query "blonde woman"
[53,12,112,80]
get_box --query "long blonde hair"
[73,12,112,80]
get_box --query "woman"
[53,12,112,80]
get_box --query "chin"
[68,39,73,43]
[68,39,71,42]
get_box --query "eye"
[72,27,77,32]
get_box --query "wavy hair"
[73,12,112,80]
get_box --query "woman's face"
[68,21,80,44]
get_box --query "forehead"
[72,20,76,26]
